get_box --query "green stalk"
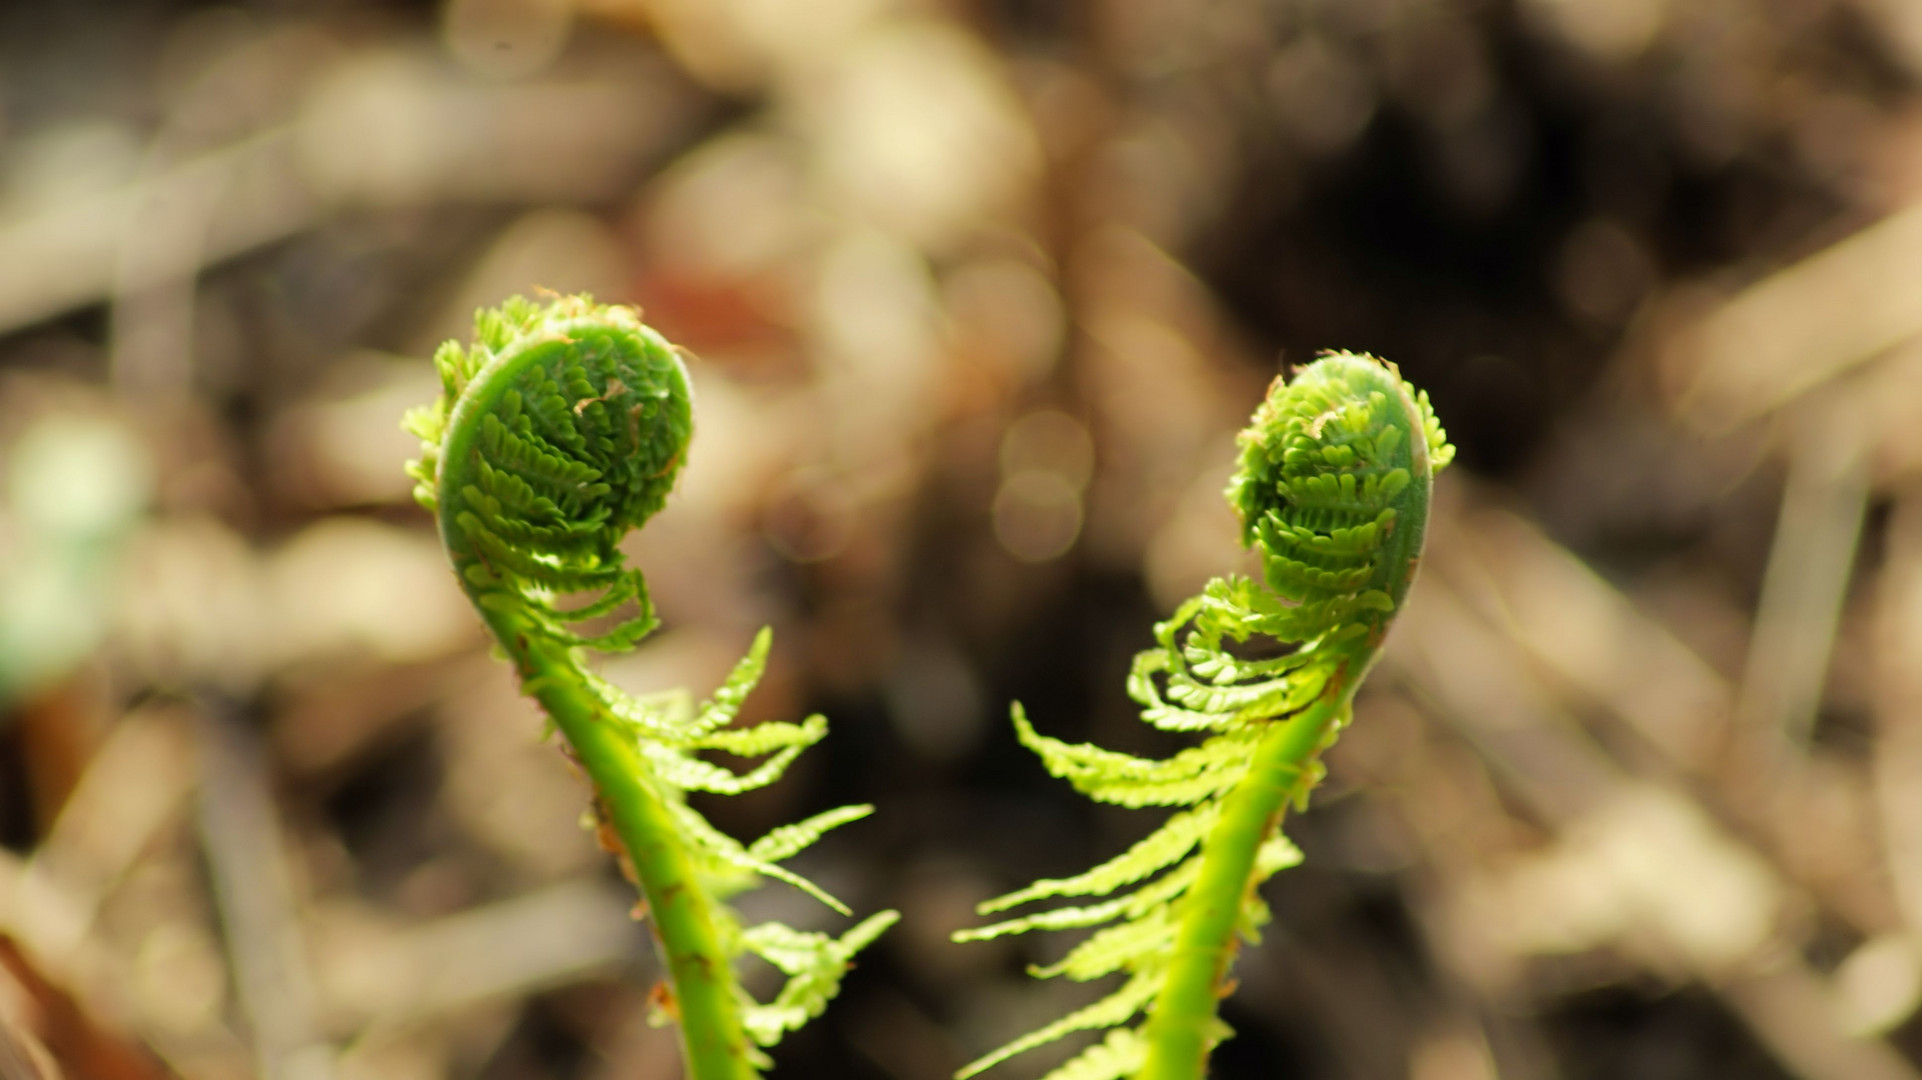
[1136,695,1344,1080]
[1137,361,1437,1079]
[413,295,896,1080]
[951,354,1450,1080]
[1139,359,1436,1078]
[477,603,758,1080]
[431,303,757,1080]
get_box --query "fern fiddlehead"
[956,353,1453,1080]
[405,294,896,1080]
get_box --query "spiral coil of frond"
[956,353,1452,1080]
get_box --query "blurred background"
[4,1,1922,1079]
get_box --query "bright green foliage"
[408,294,895,1079]
[955,353,1452,1080]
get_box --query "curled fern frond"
[956,353,1452,1080]
[408,294,895,1080]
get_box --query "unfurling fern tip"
[406,293,895,1080]
[956,352,1452,1080]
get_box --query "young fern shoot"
[405,294,896,1080]
[955,354,1453,1080]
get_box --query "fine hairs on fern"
[955,354,1454,1080]
[405,293,896,1080]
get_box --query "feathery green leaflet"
[955,353,1453,1080]
[406,294,896,1080]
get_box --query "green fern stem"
[953,352,1451,1080]
[471,604,757,1080]
[1141,356,1439,1080]
[410,295,895,1080]
[1138,696,1338,1080]
[430,312,756,1080]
